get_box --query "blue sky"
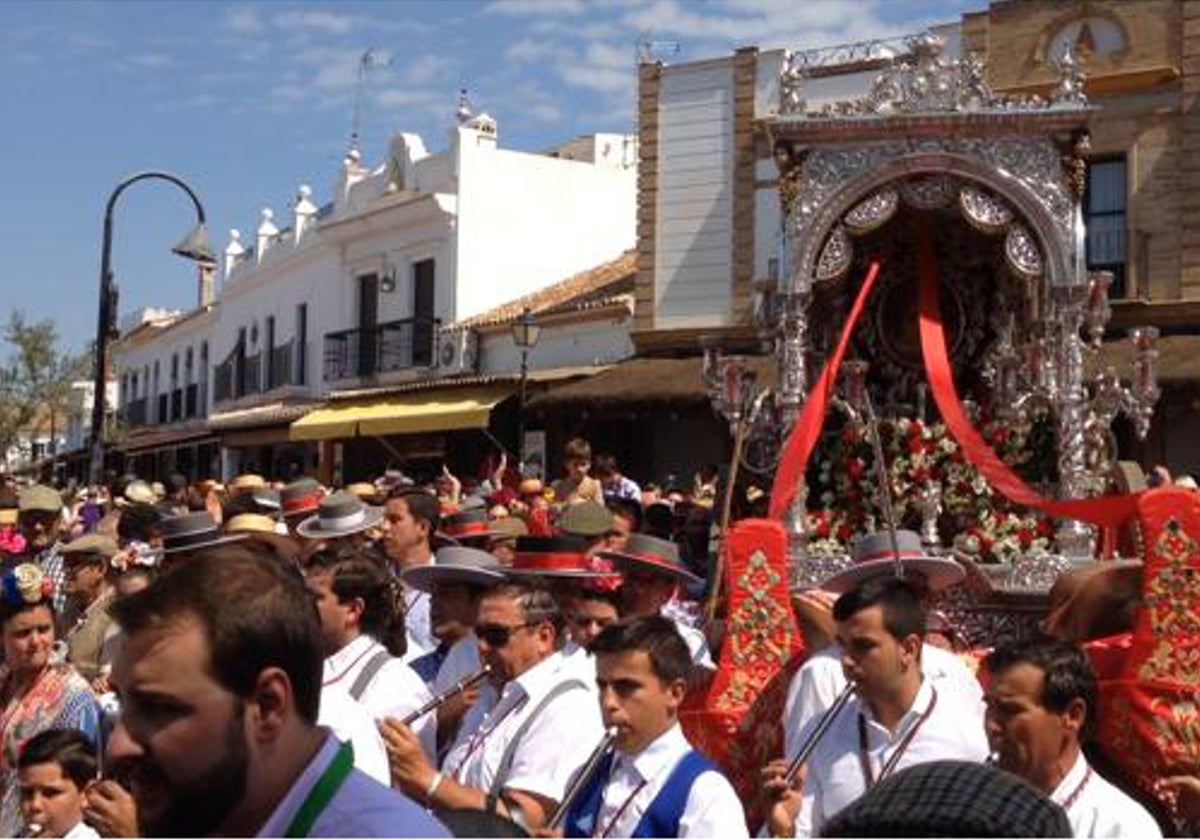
[0,0,977,356]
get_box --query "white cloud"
[527,102,563,123]
[226,5,265,35]
[485,0,588,16]
[376,88,442,109]
[273,10,357,35]
[504,37,566,63]
[404,54,452,86]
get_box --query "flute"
[785,683,856,784]
[547,727,619,830]
[401,664,491,726]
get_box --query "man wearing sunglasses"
[381,580,605,832]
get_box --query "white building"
[112,105,636,481]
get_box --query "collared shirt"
[256,732,450,838]
[404,587,435,661]
[593,724,748,838]
[324,635,437,759]
[441,650,604,802]
[560,640,597,690]
[64,590,115,683]
[783,642,984,761]
[1051,753,1162,838]
[670,617,714,670]
[432,634,481,695]
[602,475,641,502]
[37,545,67,616]
[63,820,100,839]
[317,686,391,785]
[796,678,990,837]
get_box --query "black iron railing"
[324,317,439,381]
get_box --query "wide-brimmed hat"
[402,546,507,593]
[115,480,156,508]
[224,513,280,535]
[557,500,614,539]
[296,491,384,540]
[19,485,62,515]
[344,482,381,504]
[507,535,616,580]
[597,533,702,587]
[281,479,324,519]
[161,511,246,555]
[441,508,504,543]
[819,530,965,594]
[61,534,118,561]
[230,473,266,492]
[489,516,528,544]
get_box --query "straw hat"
[230,474,266,492]
[224,513,280,535]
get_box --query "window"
[1085,156,1127,298]
[265,316,276,388]
[186,347,194,384]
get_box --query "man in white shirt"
[306,546,437,761]
[380,489,442,657]
[598,534,714,670]
[559,615,747,838]
[381,581,605,831]
[984,637,1163,838]
[762,577,990,837]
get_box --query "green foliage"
[0,312,91,460]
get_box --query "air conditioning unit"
[436,327,479,375]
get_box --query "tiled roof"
[207,400,320,430]
[327,365,608,401]
[459,250,636,328]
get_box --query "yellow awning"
[289,386,511,442]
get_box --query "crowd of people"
[0,437,1193,837]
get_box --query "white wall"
[455,128,636,322]
[115,308,215,422]
[478,310,635,375]
[654,58,736,329]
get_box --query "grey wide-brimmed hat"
[819,529,965,594]
[402,546,507,593]
[596,532,702,587]
[161,511,246,555]
[296,491,384,540]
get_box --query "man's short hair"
[563,438,592,464]
[484,581,563,636]
[833,576,927,642]
[109,545,324,724]
[588,614,691,685]
[986,637,1098,737]
[17,729,97,789]
[117,502,163,544]
[388,489,440,537]
[594,454,618,478]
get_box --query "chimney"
[198,262,216,308]
[256,208,279,264]
[294,185,318,242]
[224,229,246,282]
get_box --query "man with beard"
[105,545,449,837]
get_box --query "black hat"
[161,511,246,555]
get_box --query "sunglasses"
[475,621,540,648]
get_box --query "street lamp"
[89,172,215,486]
[511,307,541,470]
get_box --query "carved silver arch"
[788,140,1077,294]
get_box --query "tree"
[0,312,90,466]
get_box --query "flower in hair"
[1,564,49,607]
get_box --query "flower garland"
[805,415,1058,564]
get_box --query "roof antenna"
[350,48,391,155]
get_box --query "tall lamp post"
[89,171,216,486]
[511,307,541,471]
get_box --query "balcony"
[324,317,438,381]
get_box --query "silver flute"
[547,726,619,830]
[400,664,491,726]
[785,683,857,784]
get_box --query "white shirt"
[590,724,748,838]
[560,639,598,690]
[317,685,392,785]
[784,642,983,760]
[796,678,990,837]
[441,650,605,802]
[404,586,435,661]
[1052,753,1162,838]
[256,732,450,837]
[669,616,715,670]
[324,635,437,759]
[433,633,482,695]
[64,821,101,839]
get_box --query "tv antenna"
[350,48,392,154]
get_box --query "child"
[559,616,747,838]
[17,729,99,839]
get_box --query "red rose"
[837,523,853,542]
[1037,519,1055,538]
[816,520,831,538]
[847,459,865,481]
[907,438,924,455]
[1017,528,1034,548]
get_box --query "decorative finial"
[457,88,473,124]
